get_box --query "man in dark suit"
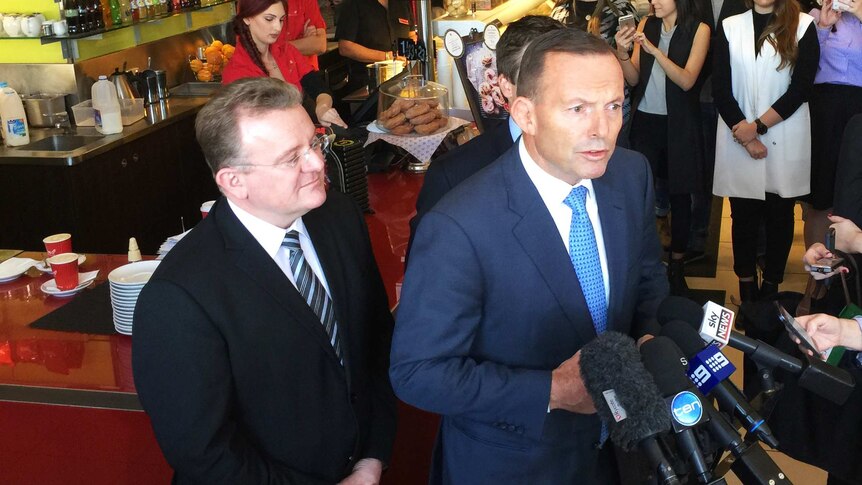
[132,78,396,484]
[406,16,566,260]
[390,30,668,483]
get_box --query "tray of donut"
[376,77,450,136]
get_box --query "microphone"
[640,337,714,484]
[648,333,793,485]
[660,320,779,448]
[657,296,803,374]
[578,332,681,485]
[658,296,854,405]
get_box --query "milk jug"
[92,75,123,135]
[0,82,30,147]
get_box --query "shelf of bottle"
[14,0,237,45]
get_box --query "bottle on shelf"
[0,83,31,147]
[118,0,132,23]
[172,0,181,10]
[76,0,89,32]
[130,0,140,22]
[92,75,124,135]
[66,0,81,35]
[100,0,112,27]
[109,0,121,25]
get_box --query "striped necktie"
[282,230,343,361]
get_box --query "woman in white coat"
[712,0,819,304]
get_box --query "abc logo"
[671,391,703,427]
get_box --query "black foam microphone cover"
[579,331,670,451]
[656,296,704,328]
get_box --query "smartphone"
[775,302,821,356]
[811,256,844,273]
[618,14,636,31]
[825,227,836,251]
[832,0,846,10]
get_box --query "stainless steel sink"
[16,135,103,152]
[169,82,221,97]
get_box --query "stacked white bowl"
[108,260,160,335]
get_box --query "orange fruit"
[206,51,223,66]
[221,44,235,59]
[210,40,224,50]
[204,45,221,59]
[196,68,212,82]
[189,58,204,73]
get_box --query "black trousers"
[729,194,796,284]
[631,111,692,254]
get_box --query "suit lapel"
[592,169,628,334]
[503,151,599,347]
[213,198,344,367]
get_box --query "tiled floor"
[688,199,828,484]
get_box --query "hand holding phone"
[775,302,822,357]
[618,14,636,32]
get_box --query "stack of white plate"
[108,260,160,335]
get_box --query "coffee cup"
[43,233,72,257]
[200,200,215,219]
[21,14,42,37]
[47,253,80,291]
[3,14,22,37]
[53,19,68,36]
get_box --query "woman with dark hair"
[222,0,346,127]
[614,0,710,295]
[712,0,819,304]
[800,0,862,249]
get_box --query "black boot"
[759,280,778,300]
[668,258,689,296]
[736,280,759,331]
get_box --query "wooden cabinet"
[0,117,219,255]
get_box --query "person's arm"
[637,22,711,91]
[295,50,347,128]
[338,39,391,63]
[632,152,670,339]
[390,210,581,442]
[133,279,328,484]
[290,21,328,56]
[761,23,820,124]
[830,215,862,254]
[614,19,643,86]
[794,314,862,352]
[712,22,747,129]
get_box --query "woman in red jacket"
[223,0,345,127]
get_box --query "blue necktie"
[283,230,343,362]
[564,186,608,335]
[564,186,610,446]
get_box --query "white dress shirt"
[518,139,610,301]
[227,199,332,295]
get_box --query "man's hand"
[744,138,768,159]
[316,104,347,128]
[794,314,862,354]
[549,351,596,414]
[802,242,845,280]
[338,458,383,485]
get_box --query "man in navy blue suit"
[391,29,668,483]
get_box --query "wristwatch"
[755,118,768,135]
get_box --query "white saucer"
[40,270,100,297]
[35,255,87,273]
[108,260,160,285]
[0,257,40,283]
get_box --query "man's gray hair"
[195,77,304,174]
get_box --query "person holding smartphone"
[800,0,862,251]
[614,0,710,295]
[794,313,862,354]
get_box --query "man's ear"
[498,74,515,102]
[509,96,536,136]
[215,166,249,201]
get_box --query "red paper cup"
[43,233,72,258]
[200,200,215,219]
[47,253,80,291]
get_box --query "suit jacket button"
[507,425,516,432]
